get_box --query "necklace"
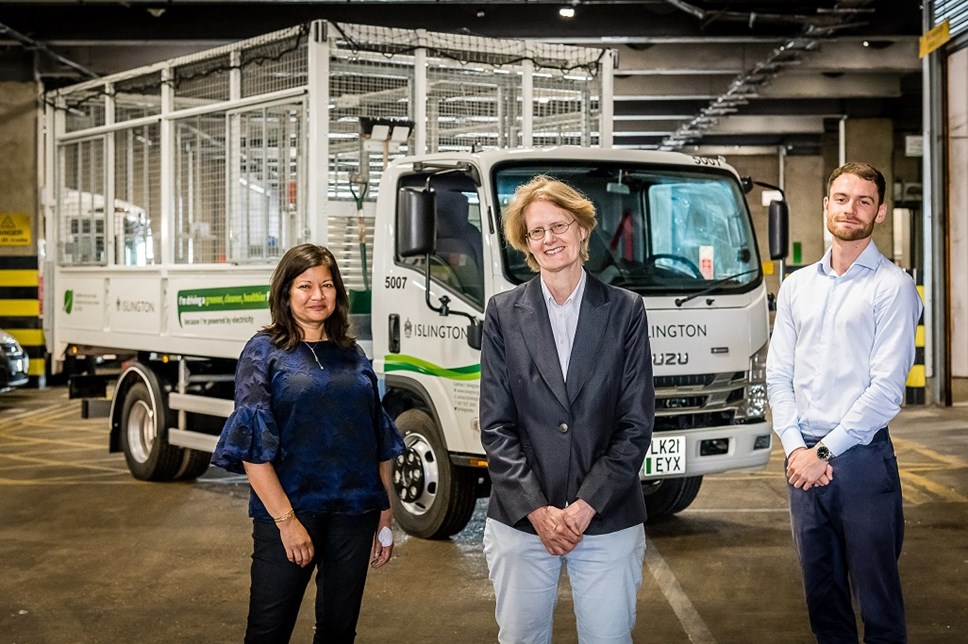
[303,341,324,370]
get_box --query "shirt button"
[558,423,569,434]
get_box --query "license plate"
[640,435,686,478]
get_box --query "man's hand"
[528,505,582,556]
[786,447,834,491]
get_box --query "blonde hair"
[502,175,598,272]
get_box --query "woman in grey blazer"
[480,175,655,644]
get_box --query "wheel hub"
[126,400,155,463]
[394,447,426,503]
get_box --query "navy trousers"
[788,429,906,644]
[244,510,379,644]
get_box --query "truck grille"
[653,371,749,431]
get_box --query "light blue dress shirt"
[541,269,587,383]
[766,241,923,457]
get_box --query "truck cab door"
[380,168,486,455]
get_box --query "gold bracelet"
[273,508,295,524]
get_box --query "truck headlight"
[736,342,768,420]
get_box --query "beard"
[826,216,875,242]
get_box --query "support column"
[0,80,44,385]
[843,118,895,255]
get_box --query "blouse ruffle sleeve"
[211,334,284,474]
[360,347,404,462]
[376,408,405,462]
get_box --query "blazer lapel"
[565,275,610,403]
[514,278,570,411]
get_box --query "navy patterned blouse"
[212,331,404,521]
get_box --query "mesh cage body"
[47,21,608,272]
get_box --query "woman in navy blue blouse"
[212,244,404,643]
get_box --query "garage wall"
[844,118,895,257]
[784,155,826,267]
[0,81,37,253]
[0,80,43,382]
[947,48,968,398]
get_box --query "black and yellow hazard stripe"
[0,255,44,384]
[906,284,925,405]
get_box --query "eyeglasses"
[526,219,577,241]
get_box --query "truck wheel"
[390,409,476,539]
[174,449,212,481]
[119,381,183,481]
[642,476,703,518]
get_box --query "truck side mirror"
[397,186,436,257]
[466,319,483,351]
[768,199,789,261]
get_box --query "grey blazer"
[479,272,655,535]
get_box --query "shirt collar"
[818,240,881,277]
[541,269,587,309]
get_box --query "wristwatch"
[815,443,832,462]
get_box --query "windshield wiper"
[674,268,760,307]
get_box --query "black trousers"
[244,510,380,644]
[788,429,906,644]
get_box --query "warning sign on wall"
[0,212,31,246]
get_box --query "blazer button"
[558,423,569,434]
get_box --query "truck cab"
[374,148,773,538]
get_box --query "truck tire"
[119,381,184,481]
[642,476,703,518]
[390,409,476,539]
[174,449,212,481]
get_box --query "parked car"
[0,330,29,391]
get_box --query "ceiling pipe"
[663,0,867,28]
[660,0,876,150]
[0,20,99,80]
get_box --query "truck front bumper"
[641,420,773,480]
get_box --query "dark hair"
[827,162,886,206]
[502,175,597,272]
[264,244,354,350]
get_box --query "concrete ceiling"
[0,0,923,154]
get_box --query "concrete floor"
[1,386,967,643]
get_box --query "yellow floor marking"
[0,437,110,451]
[893,436,966,469]
[0,476,133,485]
[0,452,127,474]
[899,470,968,504]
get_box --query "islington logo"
[402,318,467,340]
[116,298,155,313]
[63,289,74,314]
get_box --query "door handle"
[389,314,400,353]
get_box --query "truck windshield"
[494,162,761,295]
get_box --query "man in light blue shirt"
[767,162,922,643]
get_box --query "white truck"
[42,21,776,538]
